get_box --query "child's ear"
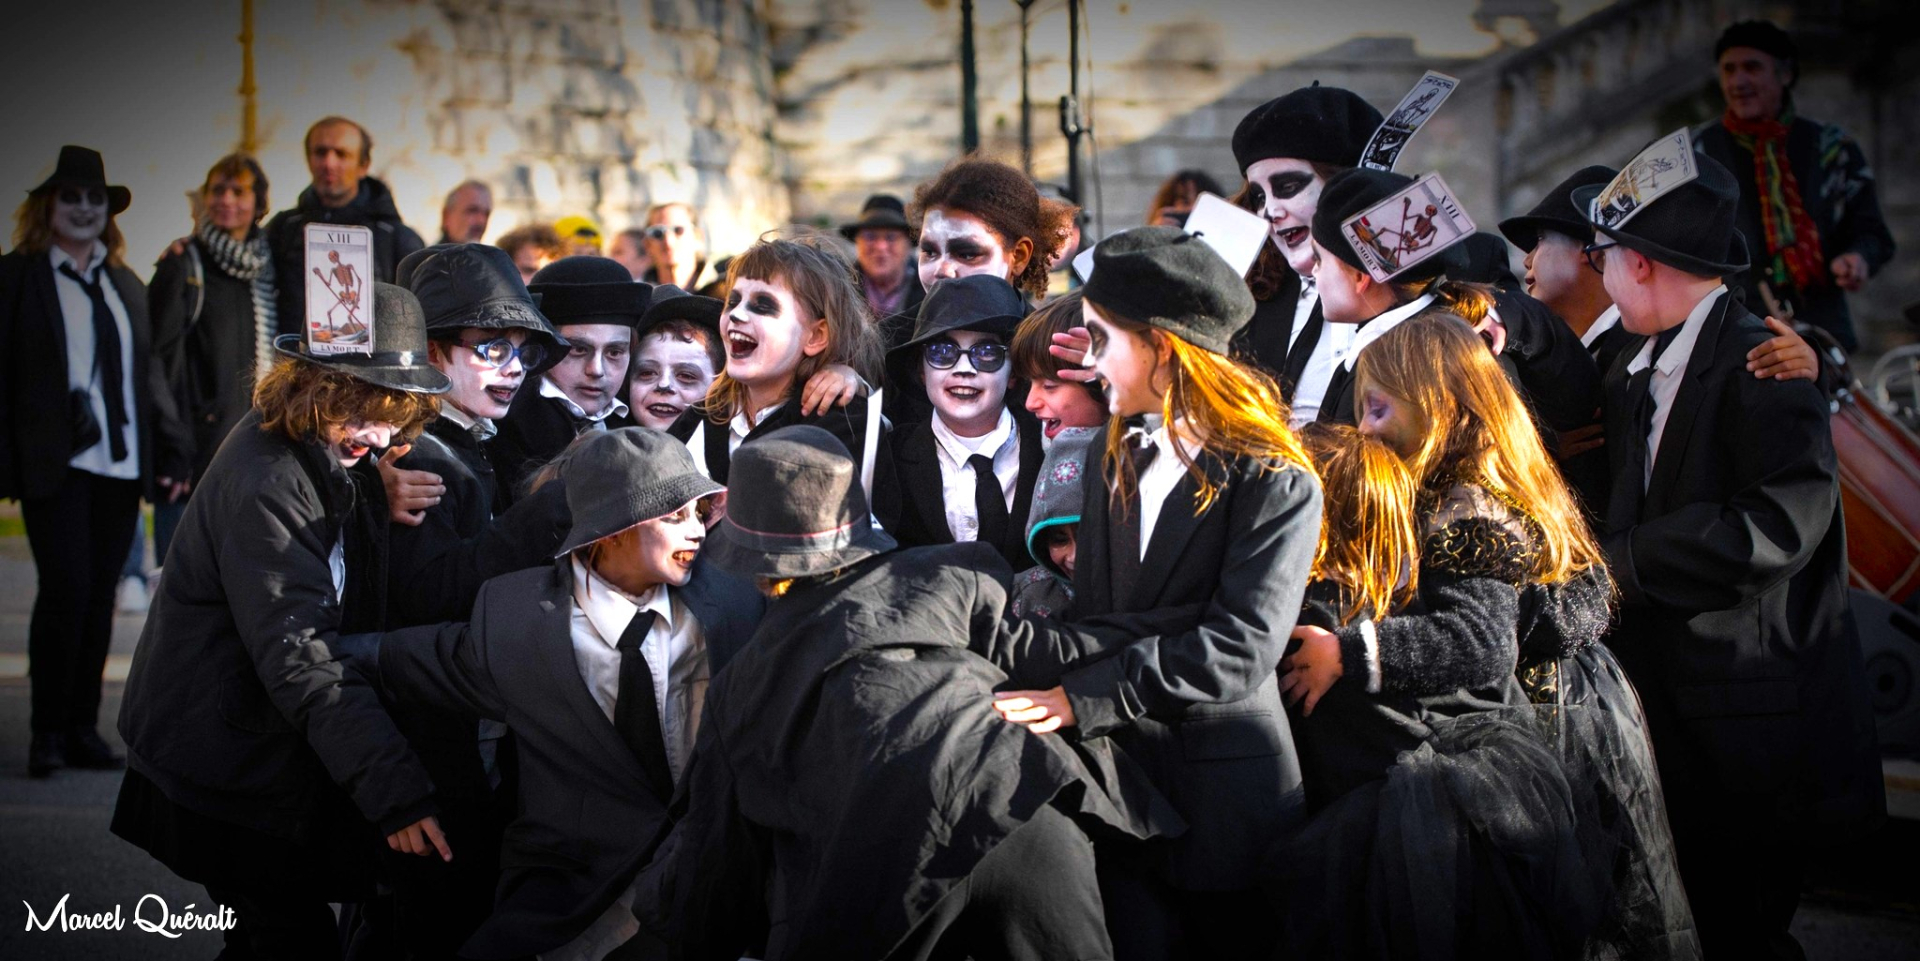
[1007,236,1035,277]
[800,315,831,358]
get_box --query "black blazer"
[1600,292,1882,833]
[668,396,902,532]
[489,387,637,501]
[364,555,765,959]
[1006,429,1322,890]
[887,410,1044,569]
[0,250,188,500]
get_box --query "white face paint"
[330,420,398,468]
[917,207,1012,292]
[1243,157,1327,276]
[51,188,108,248]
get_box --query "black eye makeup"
[1264,172,1314,200]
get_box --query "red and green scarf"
[1722,106,1828,291]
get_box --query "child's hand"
[798,364,863,416]
[993,687,1077,734]
[377,445,444,527]
[1278,625,1344,716]
[1745,317,1819,382]
[1048,327,1100,385]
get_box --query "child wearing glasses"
[885,274,1045,568]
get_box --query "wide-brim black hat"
[274,282,452,394]
[1571,152,1750,278]
[1080,226,1255,355]
[838,194,915,241]
[528,255,653,327]
[1498,165,1618,252]
[1232,84,1383,175]
[703,426,897,580]
[30,145,131,216]
[553,427,725,557]
[886,273,1028,380]
[637,284,724,339]
[403,243,568,374]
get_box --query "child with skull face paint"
[885,274,1045,569]
[667,235,901,530]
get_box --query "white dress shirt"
[1330,292,1437,380]
[567,556,710,786]
[685,402,784,478]
[539,376,630,429]
[1134,419,1204,560]
[1287,286,1357,428]
[929,408,1019,542]
[1582,304,1622,350]
[52,243,139,479]
[1626,285,1724,491]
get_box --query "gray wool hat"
[703,426,897,580]
[1024,426,1099,578]
[1078,226,1255,355]
[552,427,725,557]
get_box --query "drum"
[1809,322,1920,607]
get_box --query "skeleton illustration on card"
[1340,172,1475,282]
[304,223,374,354]
[1589,128,1699,229]
[1072,192,1269,284]
[1360,71,1460,172]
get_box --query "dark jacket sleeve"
[146,252,195,467]
[1055,464,1321,738]
[1827,127,1897,274]
[219,471,439,835]
[669,687,771,961]
[367,596,507,722]
[1334,568,1521,697]
[1603,371,1836,613]
[388,465,571,626]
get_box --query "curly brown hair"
[253,357,440,446]
[910,156,1078,297]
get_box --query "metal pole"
[1018,0,1034,174]
[960,0,980,153]
[1060,0,1085,208]
[239,0,258,154]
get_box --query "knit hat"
[1310,168,1466,282]
[1078,226,1255,355]
[1231,84,1384,175]
[1024,426,1098,579]
[1498,165,1618,252]
[1715,20,1796,65]
[552,427,725,557]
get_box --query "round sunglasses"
[456,336,548,370]
[924,340,1008,373]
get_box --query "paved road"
[1,530,1917,959]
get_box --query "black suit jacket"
[490,387,637,501]
[668,397,902,532]
[0,250,188,500]
[887,410,1044,569]
[1601,292,1882,833]
[366,555,765,959]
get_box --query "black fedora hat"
[1498,165,1618,253]
[838,194,915,241]
[704,426,897,580]
[274,282,452,394]
[552,427,725,557]
[886,273,1028,386]
[29,146,131,216]
[402,243,568,373]
[1572,152,1750,278]
[528,255,653,328]
[1232,84,1383,175]
[637,283,724,339]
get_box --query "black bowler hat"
[274,282,452,394]
[1080,226,1255,355]
[637,284,724,340]
[29,146,131,215]
[1498,165,1618,253]
[1310,168,1468,282]
[401,243,568,373]
[1231,84,1384,175]
[704,426,897,580]
[553,427,725,557]
[838,194,915,241]
[886,274,1028,380]
[528,255,653,327]
[1572,152,1751,278]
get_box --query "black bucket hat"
[1311,167,1469,283]
[1498,165,1618,253]
[1231,84,1383,175]
[637,283,724,339]
[704,426,897,579]
[402,243,567,372]
[29,145,131,215]
[274,282,452,394]
[553,427,726,557]
[1079,226,1254,355]
[528,255,653,328]
[885,274,1028,384]
[838,194,915,241]
[1572,152,1751,278]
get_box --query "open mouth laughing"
[727,331,758,361]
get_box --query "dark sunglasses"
[57,188,109,207]
[645,224,689,240]
[924,340,1008,373]
[661,493,722,525]
[1582,240,1618,275]
[457,336,547,370]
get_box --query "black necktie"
[1605,325,1683,531]
[58,263,129,461]
[614,610,674,802]
[968,453,1009,553]
[1107,441,1158,609]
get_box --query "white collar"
[730,402,786,440]
[49,241,109,279]
[1627,285,1725,377]
[539,376,630,421]
[929,407,1015,463]
[435,402,495,436]
[1581,304,1621,349]
[1337,292,1435,371]
[569,555,672,650]
[1141,417,1202,462]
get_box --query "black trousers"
[22,467,140,735]
[889,802,1112,961]
[1666,786,1809,961]
[1092,836,1275,961]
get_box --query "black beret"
[1231,84,1384,175]
[527,255,652,326]
[1716,20,1796,63]
[1079,226,1254,355]
[1310,168,1462,283]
